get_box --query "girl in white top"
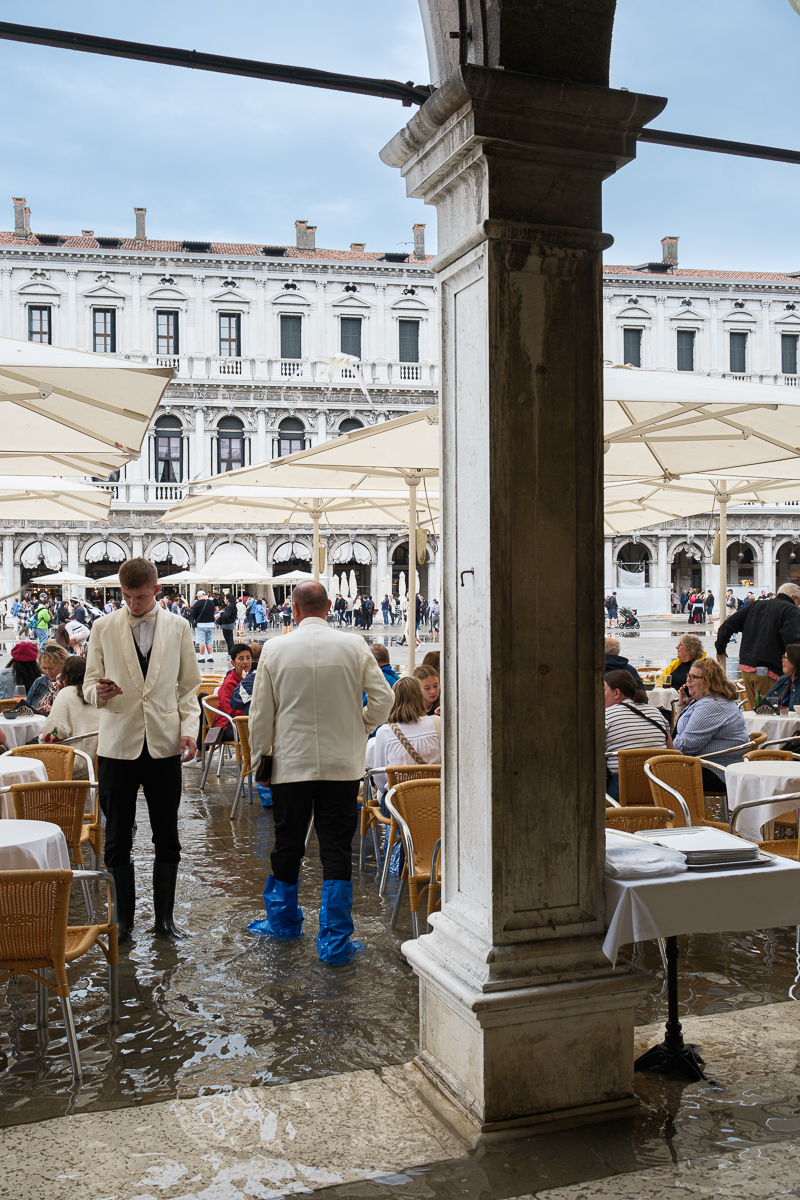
[39,656,101,778]
[372,676,441,796]
[236,598,247,635]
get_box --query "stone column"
[316,409,328,444]
[657,536,669,590]
[193,407,206,481]
[370,559,378,597]
[375,281,387,378]
[0,268,11,338]
[67,536,80,576]
[707,298,720,375]
[192,275,206,355]
[315,280,327,358]
[604,537,614,591]
[2,536,14,596]
[759,299,771,377]
[256,536,268,569]
[376,536,389,596]
[654,296,666,368]
[380,66,664,1134]
[762,535,775,593]
[255,276,267,357]
[131,536,143,558]
[130,272,143,354]
[255,409,268,463]
[194,536,206,571]
[602,292,613,361]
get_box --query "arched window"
[275,417,306,458]
[616,541,650,588]
[154,414,183,483]
[339,418,363,435]
[218,415,245,473]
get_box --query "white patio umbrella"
[0,477,113,522]
[31,570,97,601]
[398,571,406,600]
[349,569,359,599]
[604,474,800,536]
[0,336,172,477]
[158,569,207,585]
[340,573,349,599]
[271,570,316,585]
[332,573,341,596]
[93,573,120,586]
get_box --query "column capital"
[129,271,143,282]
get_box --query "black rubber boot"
[152,862,186,938]
[110,864,135,944]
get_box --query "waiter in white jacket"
[84,557,201,942]
[248,581,393,964]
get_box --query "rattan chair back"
[8,744,75,781]
[0,869,72,981]
[744,748,794,761]
[605,805,673,833]
[646,755,705,828]
[749,731,768,751]
[385,764,441,789]
[391,779,442,877]
[617,748,680,806]
[0,698,20,713]
[10,781,91,864]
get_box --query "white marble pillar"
[369,560,378,597]
[65,270,78,348]
[255,276,267,357]
[2,536,14,596]
[654,295,666,368]
[759,299,771,377]
[194,536,206,571]
[381,67,663,1133]
[762,536,775,592]
[256,536,268,569]
[315,280,327,358]
[602,292,613,361]
[131,537,143,558]
[130,272,142,354]
[193,407,206,481]
[657,536,669,589]
[375,282,387,375]
[316,409,328,445]
[192,275,205,355]
[255,409,268,463]
[604,538,614,591]
[0,268,11,339]
[376,536,389,596]
[707,298,719,375]
[67,537,79,576]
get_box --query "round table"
[742,710,800,747]
[0,819,69,870]
[647,687,679,711]
[0,755,48,818]
[0,713,46,750]
[726,759,800,841]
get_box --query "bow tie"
[128,610,156,627]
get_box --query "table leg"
[634,936,706,1081]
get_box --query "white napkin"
[605,830,687,880]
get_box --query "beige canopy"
[0,336,172,478]
[0,477,112,522]
[604,473,800,536]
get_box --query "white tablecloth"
[0,819,69,871]
[726,760,800,840]
[0,714,46,749]
[647,687,679,710]
[603,855,800,964]
[0,755,48,818]
[743,710,800,747]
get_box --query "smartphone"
[99,677,119,690]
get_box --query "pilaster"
[381,65,665,1134]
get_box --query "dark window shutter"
[623,328,642,368]
[782,333,798,375]
[676,330,695,372]
[340,317,362,358]
[280,315,302,359]
[398,319,419,362]
[729,331,747,373]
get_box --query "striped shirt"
[605,702,670,774]
[674,696,748,778]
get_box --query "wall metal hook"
[460,569,474,587]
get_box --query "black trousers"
[220,624,235,654]
[270,779,360,884]
[99,743,183,869]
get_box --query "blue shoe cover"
[247,875,303,939]
[317,879,364,964]
[256,783,273,807]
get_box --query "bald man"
[248,581,393,964]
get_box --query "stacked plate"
[639,827,771,871]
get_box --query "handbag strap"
[620,700,667,733]
[390,722,426,765]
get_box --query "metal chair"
[645,755,728,830]
[729,795,800,859]
[10,781,97,919]
[617,748,680,806]
[200,697,240,790]
[605,805,674,833]
[378,765,441,896]
[229,716,254,820]
[0,867,119,1079]
[385,777,441,938]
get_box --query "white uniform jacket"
[84,607,201,760]
[249,616,394,783]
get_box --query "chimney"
[295,219,316,251]
[413,223,426,259]
[661,236,679,269]
[350,242,365,252]
[82,230,94,237]
[13,197,30,239]
[134,207,146,241]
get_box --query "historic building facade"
[603,237,800,607]
[0,202,439,598]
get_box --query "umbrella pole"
[718,483,727,611]
[312,511,320,583]
[408,477,417,674]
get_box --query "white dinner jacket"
[249,616,393,783]
[84,606,201,760]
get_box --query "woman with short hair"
[27,643,70,714]
[604,669,672,802]
[657,634,705,689]
[674,657,748,791]
[372,676,441,796]
[764,644,800,710]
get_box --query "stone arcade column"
[2,535,14,596]
[380,66,665,1135]
[376,536,389,597]
[604,538,614,592]
[761,536,775,593]
[657,536,670,590]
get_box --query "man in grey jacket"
[248,581,393,963]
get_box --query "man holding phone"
[84,557,201,942]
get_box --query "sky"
[0,1,798,271]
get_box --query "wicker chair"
[0,868,119,1078]
[617,748,680,807]
[197,682,221,769]
[729,794,800,859]
[0,698,20,713]
[200,697,240,789]
[8,744,75,781]
[10,781,97,919]
[229,716,254,820]
[605,805,674,833]
[379,765,441,896]
[645,755,728,831]
[385,778,442,938]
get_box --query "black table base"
[634,935,706,1082]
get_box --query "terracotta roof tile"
[0,231,433,264]
[604,265,796,282]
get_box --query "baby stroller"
[618,606,640,630]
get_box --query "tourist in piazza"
[673,658,748,791]
[603,669,672,802]
[413,664,440,715]
[371,676,441,801]
[763,646,800,711]
[0,640,42,700]
[38,655,101,776]
[27,643,70,714]
[716,582,800,679]
[656,634,706,690]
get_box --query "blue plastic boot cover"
[317,879,364,964]
[256,783,273,807]
[247,875,303,939]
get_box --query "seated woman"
[0,640,42,700]
[413,664,440,715]
[604,670,672,802]
[27,643,69,715]
[39,656,100,776]
[763,644,800,710]
[674,658,748,792]
[656,634,705,690]
[213,643,253,740]
[372,677,441,797]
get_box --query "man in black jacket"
[716,583,800,694]
[604,638,644,690]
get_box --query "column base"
[405,935,653,1136]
